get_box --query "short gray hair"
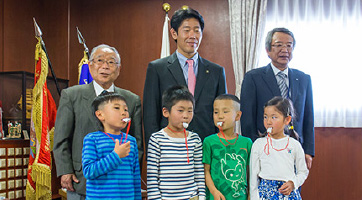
[265,27,296,51]
[90,44,121,66]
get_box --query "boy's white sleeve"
[147,135,162,200]
[249,140,261,200]
[194,136,206,199]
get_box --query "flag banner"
[26,37,57,200]
[161,13,170,58]
[78,51,93,84]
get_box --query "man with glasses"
[53,44,142,200]
[240,27,315,169]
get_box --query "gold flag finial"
[163,3,171,13]
[181,5,188,10]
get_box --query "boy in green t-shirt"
[203,94,253,200]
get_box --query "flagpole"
[77,27,89,58]
[33,18,61,96]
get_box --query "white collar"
[93,81,115,96]
[270,63,289,77]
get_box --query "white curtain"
[228,0,267,133]
[258,0,362,127]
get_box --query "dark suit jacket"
[53,81,142,195]
[143,52,227,148]
[240,64,315,156]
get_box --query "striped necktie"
[277,71,288,98]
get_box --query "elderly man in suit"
[240,27,314,169]
[53,44,142,199]
[143,7,227,148]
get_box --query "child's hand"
[114,140,131,158]
[279,180,294,195]
[211,189,226,200]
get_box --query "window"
[258,0,362,127]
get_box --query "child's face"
[213,99,241,131]
[96,99,129,132]
[263,105,291,138]
[163,100,194,131]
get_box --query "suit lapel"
[82,82,98,130]
[262,64,281,96]
[288,68,299,102]
[167,53,187,86]
[194,56,209,101]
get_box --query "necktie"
[186,59,196,96]
[277,71,288,98]
[100,90,108,96]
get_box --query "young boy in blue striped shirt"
[82,92,141,199]
[147,85,206,200]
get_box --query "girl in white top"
[249,97,309,200]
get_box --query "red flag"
[26,37,57,200]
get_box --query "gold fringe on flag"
[78,51,89,83]
[26,37,55,200]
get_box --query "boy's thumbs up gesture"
[114,139,131,158]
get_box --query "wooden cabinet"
[0,139,29,200]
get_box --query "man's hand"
[279,180,294,195]
[61,173,79,191]
[114,140,131,158]
[305,154,313,169]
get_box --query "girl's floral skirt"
[258,179,301,200]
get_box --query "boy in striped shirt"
[147,85,206,200]
[82,92,141,199]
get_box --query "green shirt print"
[203,134,253,200]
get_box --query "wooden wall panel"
[2,0,69,80]
[0,0,3,71]
[2,0,39,72]
[301,127,362,200]
[68,0,234,98]
[2,1,362,200]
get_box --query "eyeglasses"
[271,43,293,51]
[91,58,119,67]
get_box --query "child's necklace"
[103,119,132,144]
[103,132,123,144]
[264,134,290,155]
[218,125,238,147]
[167,126,190,163]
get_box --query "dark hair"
[262,96,299,140]
[162,85,195,112]
[265,27,296,51]
[170,7,205,34]
[92,92,127,130]
[215,94,240,103]
[214,94,240,109]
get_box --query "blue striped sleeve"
[82,134,122,180]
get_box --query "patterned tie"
[277,71,288,98]
[186,59,196,96]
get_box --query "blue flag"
[78,51,93,85]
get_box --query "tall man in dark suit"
[240,27,314,169]
[53,44,142,199]
[143,8,227,148]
